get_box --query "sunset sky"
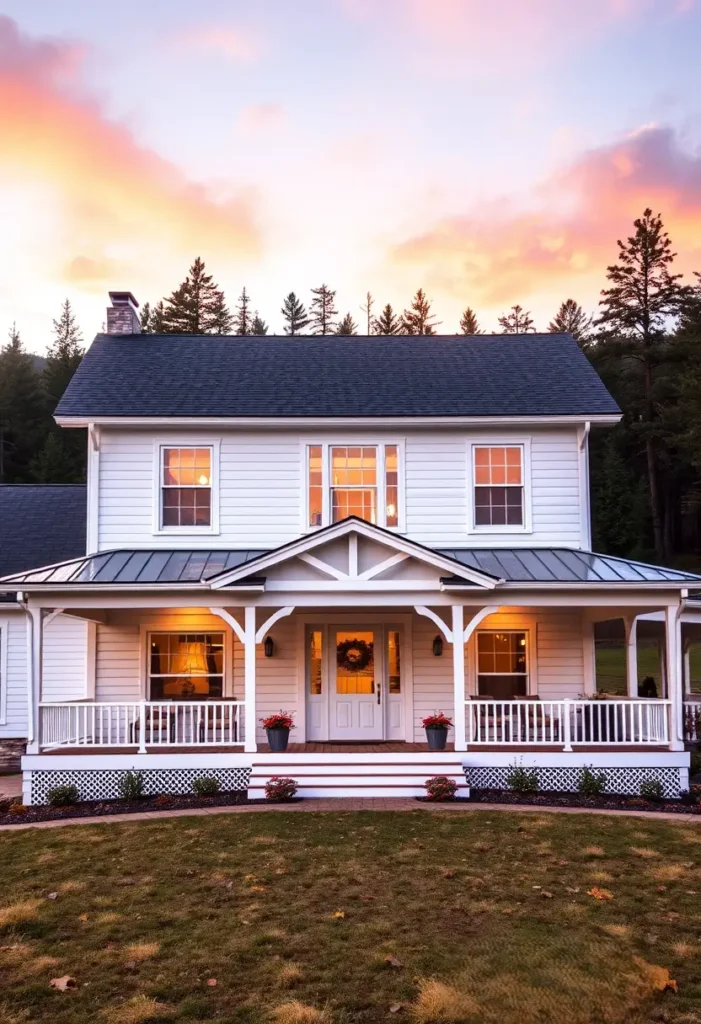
[1,0,701,351]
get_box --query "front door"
[329,629,384,740]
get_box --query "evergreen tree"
[597,209,686,558]
[336,313,358,335]
[160,257,230,334]
[40,299,86,482]
[549,298,593,345]
[251,313,269,336]
[150,301,166,332]
[281,292,310,335]
[459,307,480,334]
[210,290,234,334]
[139,302,152,332]
[373,303,403,336]
[0,324,47,482]
[234,287,252,335]
[590,432,649,556]
[309,284,338,335]
[360,291,374,335]
[30,431,78,484]
[498,305,535,333]
[402,288,440,335]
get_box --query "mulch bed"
[465,787,701,814]
[0,791,300,827]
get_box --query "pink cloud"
[238,103,284,134]
[174,25,266,64]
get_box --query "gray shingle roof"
[0,486,87,592]
[55,333,620,419]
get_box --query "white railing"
[39,701,245,751]
[465,699,671,750]
[683,698,701,744]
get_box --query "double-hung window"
[472,444,525,528]
[149,632,224,700]
[159,446,214,530]
[307,443,401,529]
[477,630,528,699]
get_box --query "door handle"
[376,681,381,705]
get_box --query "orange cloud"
[174,24,266,63]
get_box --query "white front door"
[329,629,384,740]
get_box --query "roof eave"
[54,413,622,429]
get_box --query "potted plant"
[261,711,294,752]
[422,711,453,751]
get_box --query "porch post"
[244,606,257,753]
[664,604,684,751]
[683,636,691,696]
[25,605,43,754]
[624,616,638,698]
[452,605,466,752]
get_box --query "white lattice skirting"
[464,765,684,799]
[30,767,251,805]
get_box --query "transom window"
[307,443,401,528]
[473,445,524,527]
[149,632,224,699]
[161,447,212,528]
[477,631,528,699]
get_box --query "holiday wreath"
[336,637,374,673]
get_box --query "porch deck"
[31,741,671,756]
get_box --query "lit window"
[149,633,224,699]
[162,447,211,528]
[385,445,399,528]
[387,629,401,694]
[308,445,323,527]
[473,446,523,527]
[308,629,323,694]
[477,631,528,699]
[331,446,377,523]
[307,444,400,528]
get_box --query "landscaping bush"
[639,778,664,802]
[47,784,79,807]
[8,802,27,815]
[265,776,298,801]
[192,776,220,797]
[576,766,607,799]
[505,763,539,793]
[425,775,458,801]
[117,770,146,801]
[680,789,699,806]
[690,746,701,778]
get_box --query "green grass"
[595,642,701,694]
[2,810,701,1023]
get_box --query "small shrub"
[640,778,664,802]
[576,766,607,799]
[192,776,220,797]
[506,762,539,793]
[265,777,298,801]
[8,803,27,815]
[425,775,458,801]
[679,789,699,806]
[117,770,146,801]
[47,784,79,807]
[690,747,701,778]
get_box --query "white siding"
[42,615,89,702]
[411,611,454,742]
[95,426,583,551]
[1,610,27,737]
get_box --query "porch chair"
[198,703,238,744]
[130,705,176,746]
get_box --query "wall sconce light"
[432,635,443,657]
[264,636,275,658]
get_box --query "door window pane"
[336,631,375,694]
[387,629,401,693]
[309,629,323,695]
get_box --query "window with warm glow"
[307,444,401,528]
[161,447,212,528]
[308,629,323,694]
[149,632,224,699]
[477,631,528,699]
[473,446,523,527]
[331,446,377,523]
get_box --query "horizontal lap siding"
[42,615,89,701]
[232,617,300,744]
[1,612,27,737]
[411,612,454,742]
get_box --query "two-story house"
[4,291,700,804]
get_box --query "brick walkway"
[1,797,701,831]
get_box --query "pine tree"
[150,301,166,332]
[373,303,403,336]
[281,292,310,335]
[210,291,234,334]
[160,257,230,334]
[309,284,338,335]
[234,287,252,335]
[498,305,536,333]
[336,313,358,335]
[549,299,593,345]
[30,431,78,484]
[459,307,480,334]
[139,302,152,332]
[44,300,84,405]
[0,324,47,482]
[597,209,687,558]
[402,288,439,335]
[251,313,268,336]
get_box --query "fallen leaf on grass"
[634,956,678,993]
[207,978,217,986]
[441,869,455,878]
[384,955,403,968]
[587,887,614,901]
[331,910,345,919]
[250,886,267,893]
[50,976,77,991]
[46,892,58,901]
[565,887,580,894]
[541,891,554,899]
[390,1003,403,1013]
[78,913,88,923]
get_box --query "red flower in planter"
[261,711,295,730]
[422,712,453,729]
[265,776,298,801]
[425,775,458,801]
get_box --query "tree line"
[2,208,701,568]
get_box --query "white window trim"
[152,438,221,536]
[302,439,406,532]
[466,437,532,534]
[0,618,8,725]
[474,627,536,697]
[140,623,233,700]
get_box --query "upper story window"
[472,445,524,528]
[161,447,212,528]
[307,443,401,529]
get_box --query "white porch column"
[664,604,684,751]
[244,606,257,753]
[25,605,43,754]
[624,616,638,698]
[683,637,692,697]
[452,605,466,752]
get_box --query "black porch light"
[264,635,275,658]
[432,635,443,657]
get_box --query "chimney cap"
[108,291,139,309]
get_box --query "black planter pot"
[425,726,448,751]
[266,727,290,752]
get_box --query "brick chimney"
[106,291,140,334]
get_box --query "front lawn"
[2,810,701,1023]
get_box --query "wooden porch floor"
[38,741,670,756]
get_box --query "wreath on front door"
[336,637,374,673]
